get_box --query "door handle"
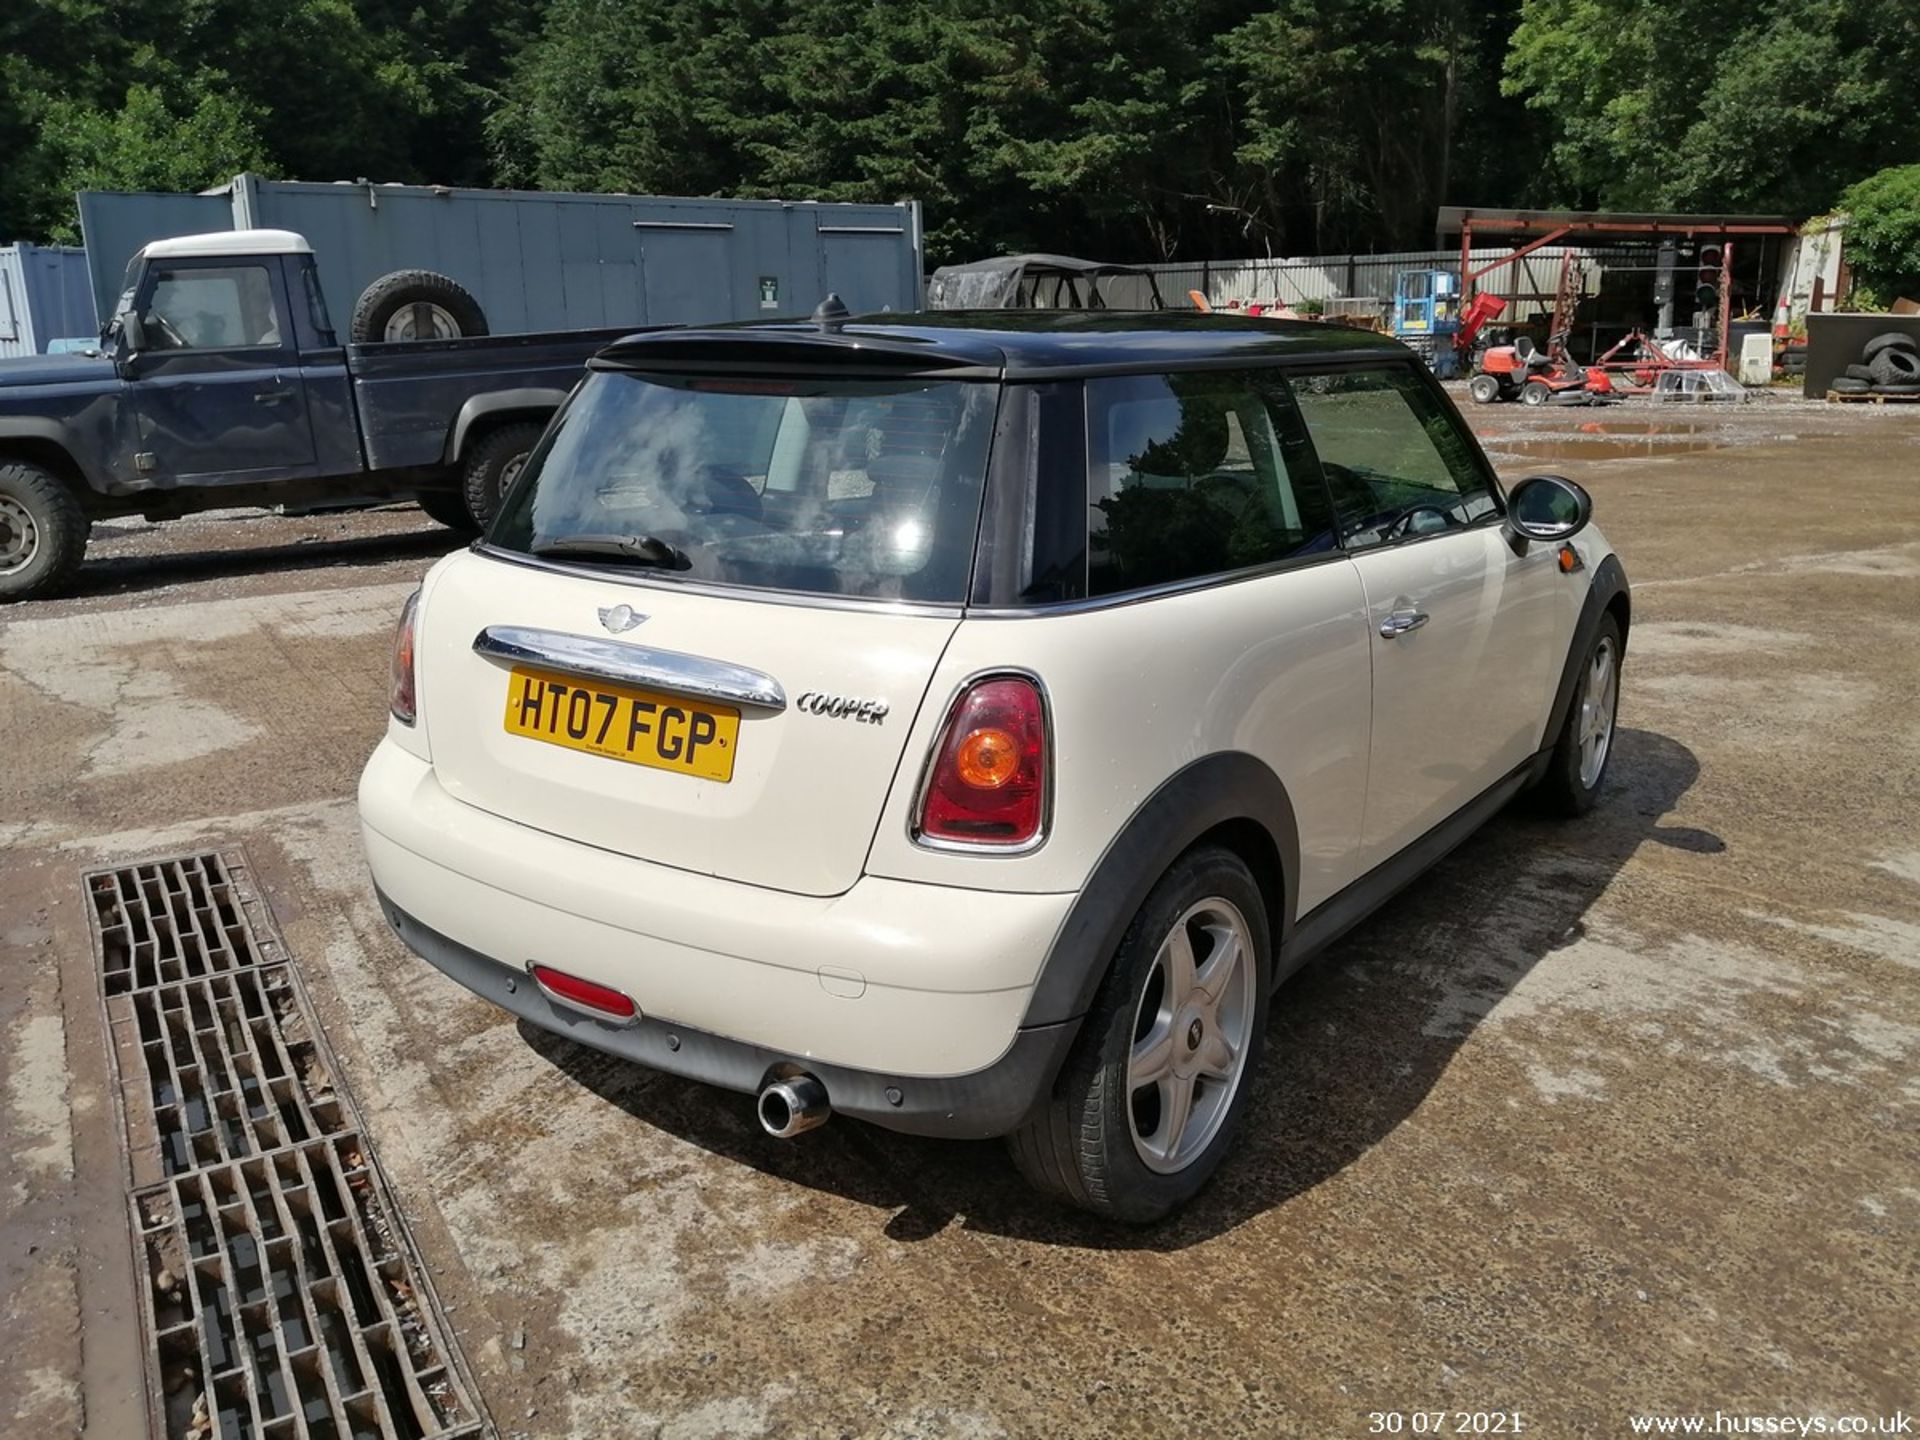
[253,389,294,405]
[1379,608,1430,639]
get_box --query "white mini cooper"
[360,309,1627,1221]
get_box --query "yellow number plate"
[502,666,739,782]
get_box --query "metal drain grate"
[87,851,482,1440]
[115,967,349,1178]
[135,1140,471,1439]
[91,853,285,995]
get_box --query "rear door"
[418,363,1002,897]
[128,257,318,483]
[1288,365,1563,868]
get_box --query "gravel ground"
[2,392,1915,1439]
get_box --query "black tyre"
[350,269,488,344]
[1844,363,1877,382]
[1868,347,1920,386]
[1468,374,1502,404]
[1007,845,1271,1223]
[1861,332,1919,363]
[417,489,479,533]
[1520,379,1553,406]
[1831,377,1871,394]
[1873,382,1920,395]
[0,459,91,603]
[461,422,545,528]
[1534,614,1622,818]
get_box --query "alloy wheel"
[1127,897,1257,1174]
[1578,636,1618,788]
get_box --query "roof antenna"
[812,293,851,331]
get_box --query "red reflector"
[917,676,1049,847]
[529,964,637,1021]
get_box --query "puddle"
[1478,436,1722,461]
[1474,419,1730,461]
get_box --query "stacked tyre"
[1831,332,1920,399]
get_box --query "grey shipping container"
[0,244,99,357]
[76,173,924,335]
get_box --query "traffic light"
[1695,244,1723,312]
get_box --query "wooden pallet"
[1826,389,1920,403]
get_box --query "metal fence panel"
[1141,247,1602,319]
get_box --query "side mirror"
[119,313,148,353]
[1506,474,1592,542]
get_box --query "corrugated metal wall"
[76,176,922,335]
[0,244,100,357]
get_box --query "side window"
[144,266,283,350]
[1287,366,1497,550]
[1085,371,1336,596]
[300,263,335,343]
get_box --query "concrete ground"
[2,394,1916,1439]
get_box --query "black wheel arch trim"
[444,388,568,465]
[0,419,108,493]
[1021,751,1300,1028]
[1541,552,1629,754]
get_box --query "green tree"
[1839,165,1920,306]
[38,76,271,241]
[1505,0,1920,215]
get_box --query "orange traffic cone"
[1772,293,1791,338]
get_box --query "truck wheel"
[1468,374,1502,404]
[461,422,545,527]
[1007,846,1271,1223]
[351,270,489,344]
[417,490,479,533]
[0,460,91,603]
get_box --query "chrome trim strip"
[473,625,787,711]
[907,667,1054,857]
[470,543,966,620]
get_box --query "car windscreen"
[490,372,999,604]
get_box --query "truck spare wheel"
[351,269,489,343]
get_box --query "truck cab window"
[145,266,282,350]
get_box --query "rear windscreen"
[490,372,999,603]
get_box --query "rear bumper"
[373,893,1077,1136]
[357,740,1082,1136]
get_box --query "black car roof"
[593,309,1409,380]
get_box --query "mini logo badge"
[597,603,647,635]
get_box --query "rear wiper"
[531,533,693,571]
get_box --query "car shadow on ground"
[53,522,464,601]
[519,726,1715,1250]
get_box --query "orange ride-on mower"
[1468,336,1616,406]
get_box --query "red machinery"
[1467,336,1616,405]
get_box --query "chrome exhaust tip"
[758,1074,830,1138]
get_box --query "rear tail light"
[527,963,638,1023]
[389,590,419,724]
[915,675,1049,848]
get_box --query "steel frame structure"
[1440,208,1798,369]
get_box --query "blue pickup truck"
[0,229,633,600]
